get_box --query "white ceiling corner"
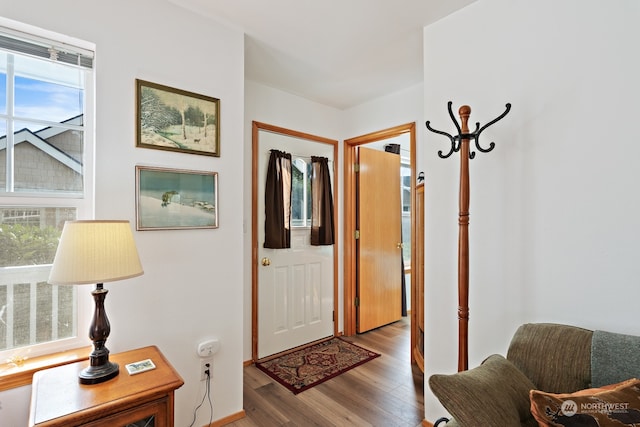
[168,0,477,109]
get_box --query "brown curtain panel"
[264,150,292,249]
[310,156,335,246]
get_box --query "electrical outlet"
[197,339,221,357]
[200,357,213,381]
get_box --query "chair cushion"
[530,378,640,427]
[429,354,538,427]
[507,323,592,393]
[592,330,640,387]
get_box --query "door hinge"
[354,163,360,173]
[354,297,360,307]
[354,230,360,240]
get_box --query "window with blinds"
[0,23,95,360]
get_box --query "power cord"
[187,363,214,427]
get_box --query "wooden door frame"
[343,123,417,346]
[251,121,339,362]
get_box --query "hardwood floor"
[228,318,424,427]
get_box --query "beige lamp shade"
[49,220,144,285]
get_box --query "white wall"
[342,81,426,199]
[423,0,640,421]
[342,83,424,142]
[0,1,244,425]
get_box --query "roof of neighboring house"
[0,115,83,174]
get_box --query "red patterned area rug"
[255,337,381,394]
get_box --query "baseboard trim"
[209,409,246,426]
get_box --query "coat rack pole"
[425,101,511,373]
[457,106,471,372]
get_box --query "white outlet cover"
[197,339,220,357]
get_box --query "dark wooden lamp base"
[80,283,119,385]
[79,360,119,385]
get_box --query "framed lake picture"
[136,79,220,157]
[136,166,218,230]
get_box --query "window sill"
[0,346,91,391]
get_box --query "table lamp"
[48,220,144,384]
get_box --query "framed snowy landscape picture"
[136,79,220,156]
[136,166,218,230]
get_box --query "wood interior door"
[357,147,402,333]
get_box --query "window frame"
[0,19,95,363]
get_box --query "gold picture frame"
[136,79,220,157]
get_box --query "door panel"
[258,238,333,358]
[254,126,336,359]
[357,147,402,332]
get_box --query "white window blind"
[0,27,93,69]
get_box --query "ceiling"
[167,0,476,110]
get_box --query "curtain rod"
[265,151,333,163]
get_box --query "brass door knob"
[261,257,271,266]
[397,243,403,249]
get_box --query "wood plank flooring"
[228,318,424,427]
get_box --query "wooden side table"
[29,346,184,427]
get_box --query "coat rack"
[426,101,511,372]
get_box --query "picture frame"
[136,79,220,157]
[136,165,218,230]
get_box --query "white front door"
[254,124,336,359]
[258,232,333,358]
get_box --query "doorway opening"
[343,122,419,360]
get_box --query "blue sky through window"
[0,53,84,135]
[0,73,5,115]
[14,76,83,129]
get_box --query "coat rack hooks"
[425,101,511,372]
[426,101,511,159]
